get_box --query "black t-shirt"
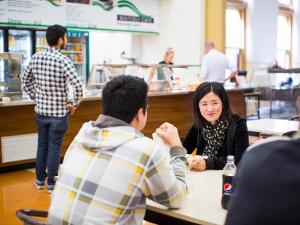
[157,61,174,80]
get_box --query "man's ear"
[130,108,143,127]
[57,37,63,46]
[136,108,144,122]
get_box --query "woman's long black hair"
[193,82,233,129]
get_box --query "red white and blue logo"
[224,183,232,193]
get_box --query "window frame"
[277,4,293,68]
[226,0,247,70]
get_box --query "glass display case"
[0,53,22,99]
[8,29,33,71]
[35,30,48,53]
[62,30,89,85]
[0,29,4,91]
[34,30,90,85]
[0,29,4,52]
[87,63,201,93]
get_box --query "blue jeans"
[35,113,69,185]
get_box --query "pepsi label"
[222,175,234,195]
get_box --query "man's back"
[225,133,300,225]
[22,46,82,117]
[48,115,187,225]
[201,49,230,83]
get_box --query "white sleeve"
[200,56,208,79]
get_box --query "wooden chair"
[16,209,49,225]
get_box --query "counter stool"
[244,92,261,119]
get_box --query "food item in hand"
[191,149,197,156]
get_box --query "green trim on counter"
[66,25,159,34]
[0,22,159,35]
[0,22,51,27]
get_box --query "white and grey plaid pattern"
[48,123,188,225]
[22,46,83,117]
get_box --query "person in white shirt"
[200,42,236,83]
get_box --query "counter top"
[0,85,255,107]
[0,90,192,107]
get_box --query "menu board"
[0,0,159,33]
[4,0,65,26]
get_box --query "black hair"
[102,75,148,124]
[193,82,233,129]
[46,24,67,46]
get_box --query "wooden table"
[247,118,299,136]
[145,170,227,225]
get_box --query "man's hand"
[66,103,77,115]
[224,71,238,85]
[229,71,237,79]
[189,156,206,171]
[155,122,183,148]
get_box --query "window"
[226,2,246,71]
[276,13,292,68]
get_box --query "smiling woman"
[183,82,249,170]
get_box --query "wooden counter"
[0,89,248,169]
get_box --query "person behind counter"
[183,82,249,170]
[200,42,236,84]
[148,47,175,84]
[22,24,83,193]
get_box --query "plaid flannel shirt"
[22,46,83,117]
[48,117,188,225]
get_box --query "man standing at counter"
[200,42,236,83]
[22,24,83,193]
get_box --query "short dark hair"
[193,82,233,129]
[102,75,148,124]
[46,24,67,46]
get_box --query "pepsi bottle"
[221,155,237,209]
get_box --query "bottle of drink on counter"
[221,155,237,209]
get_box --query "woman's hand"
[189,156,206,171]
[156,122,183,148]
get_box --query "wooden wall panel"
[0,90,245,168]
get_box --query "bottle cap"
[227,155,234,161]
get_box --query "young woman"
[183,82,249,170]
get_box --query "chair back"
[16,209,49,225]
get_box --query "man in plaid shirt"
[48,75,188,225]
[22,25,83,193]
